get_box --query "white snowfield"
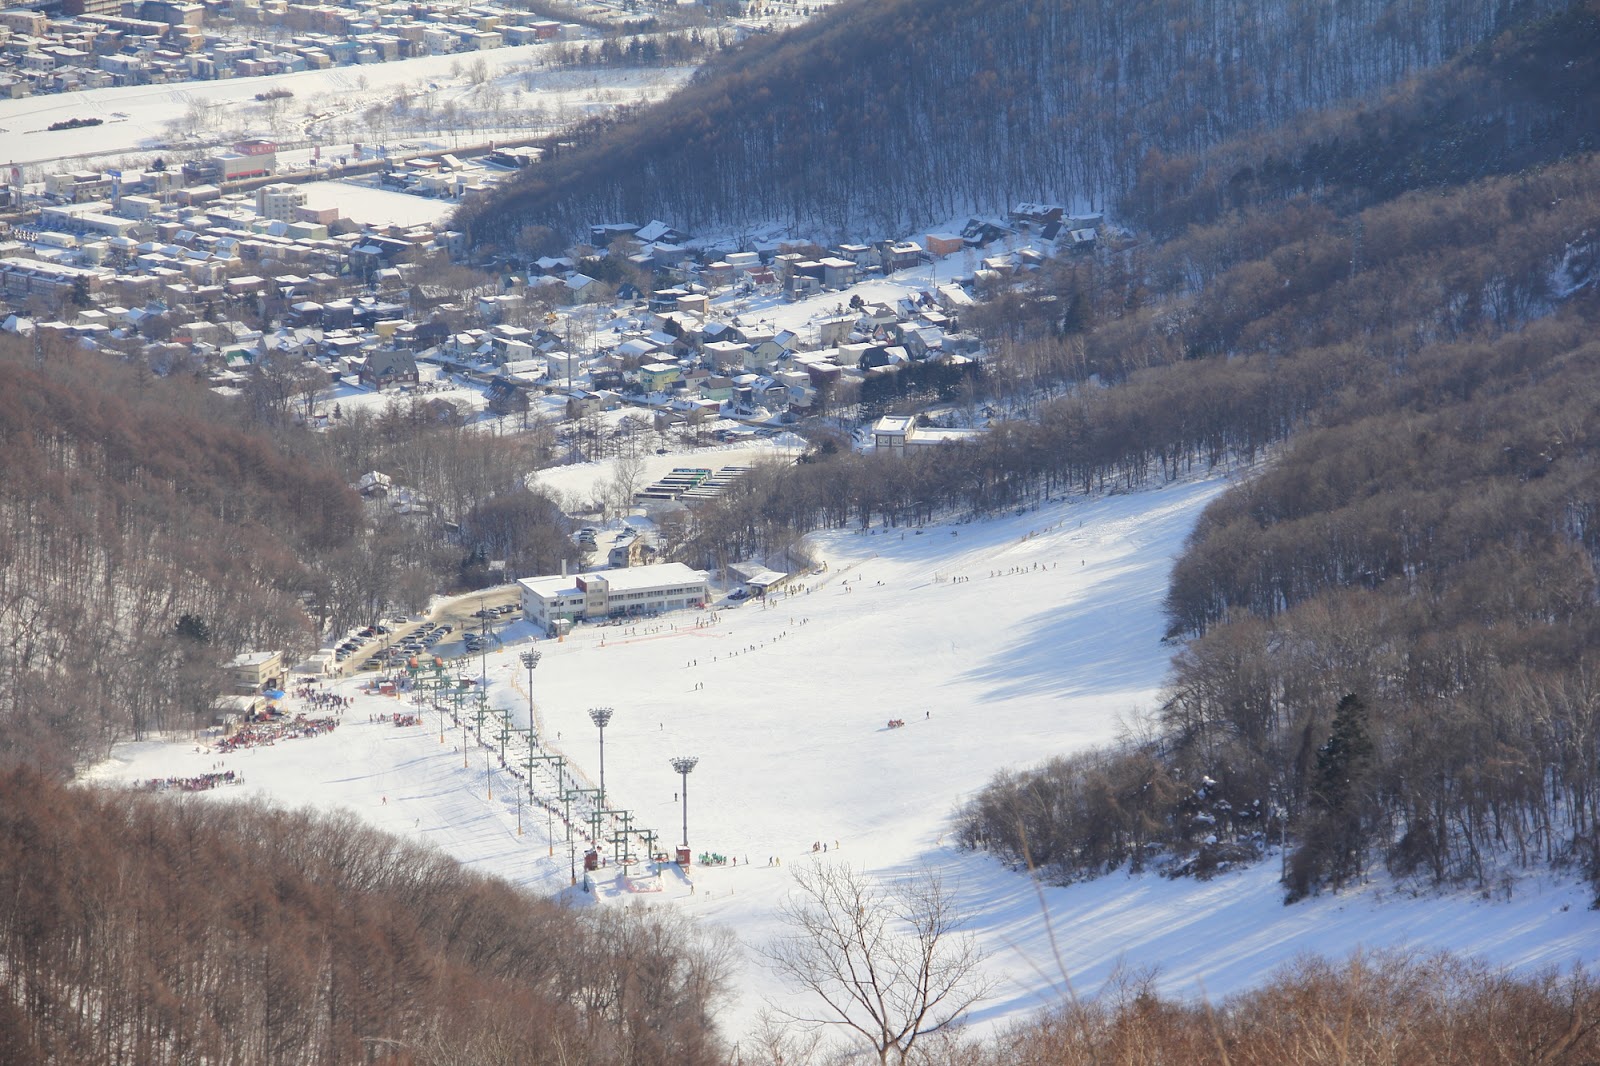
[85,474,1599,1040]
[294,180,457,226]
[0,49,693,173]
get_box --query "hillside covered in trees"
[0,768,729,1064]
[1120,0,1600,235]
[0,350,357,773]
[954,2,1600,902]
[5,766,1599,1063]
[460,0,1565,241]
[0,340,582,775]
[9,1,1600,1059]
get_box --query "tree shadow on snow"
[958,561,1174,703]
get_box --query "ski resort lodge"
[518,562,709,633]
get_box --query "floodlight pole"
[588,706,613,804]
[519,648,541,746]
[671,756,698,849]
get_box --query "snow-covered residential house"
[698,375,736,403]
[638,361,681,394]
[616,336,663,366]
[359,348,418,389]
[702,340,751,371]
[903,327,946,359]
[878,241,924,273]
[564,273,599,300]
[747,330,798,371]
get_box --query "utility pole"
[478,600,492,689]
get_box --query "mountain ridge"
[460,0,1562,242]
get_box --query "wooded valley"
[5,0,1600,1059]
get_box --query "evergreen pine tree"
[1288,693,1375,899]
[1314,693,1375,817]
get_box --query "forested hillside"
[0,347,358,773]
[0,769,728,1064]
[0,335,590,775]
[461,0,1561,241]
[1123,0,1600,234]
[10,0,1600,1055]
[956,4,1600,901]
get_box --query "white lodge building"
[518,562,709,632]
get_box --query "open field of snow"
[0,48,693,174]
[83,474,1600,1043]
[296,180,457,226]
[531,435,806,501]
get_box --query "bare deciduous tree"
[607,434,648,514]
[763,861,993,1065]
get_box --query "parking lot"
[322,588,523,677]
